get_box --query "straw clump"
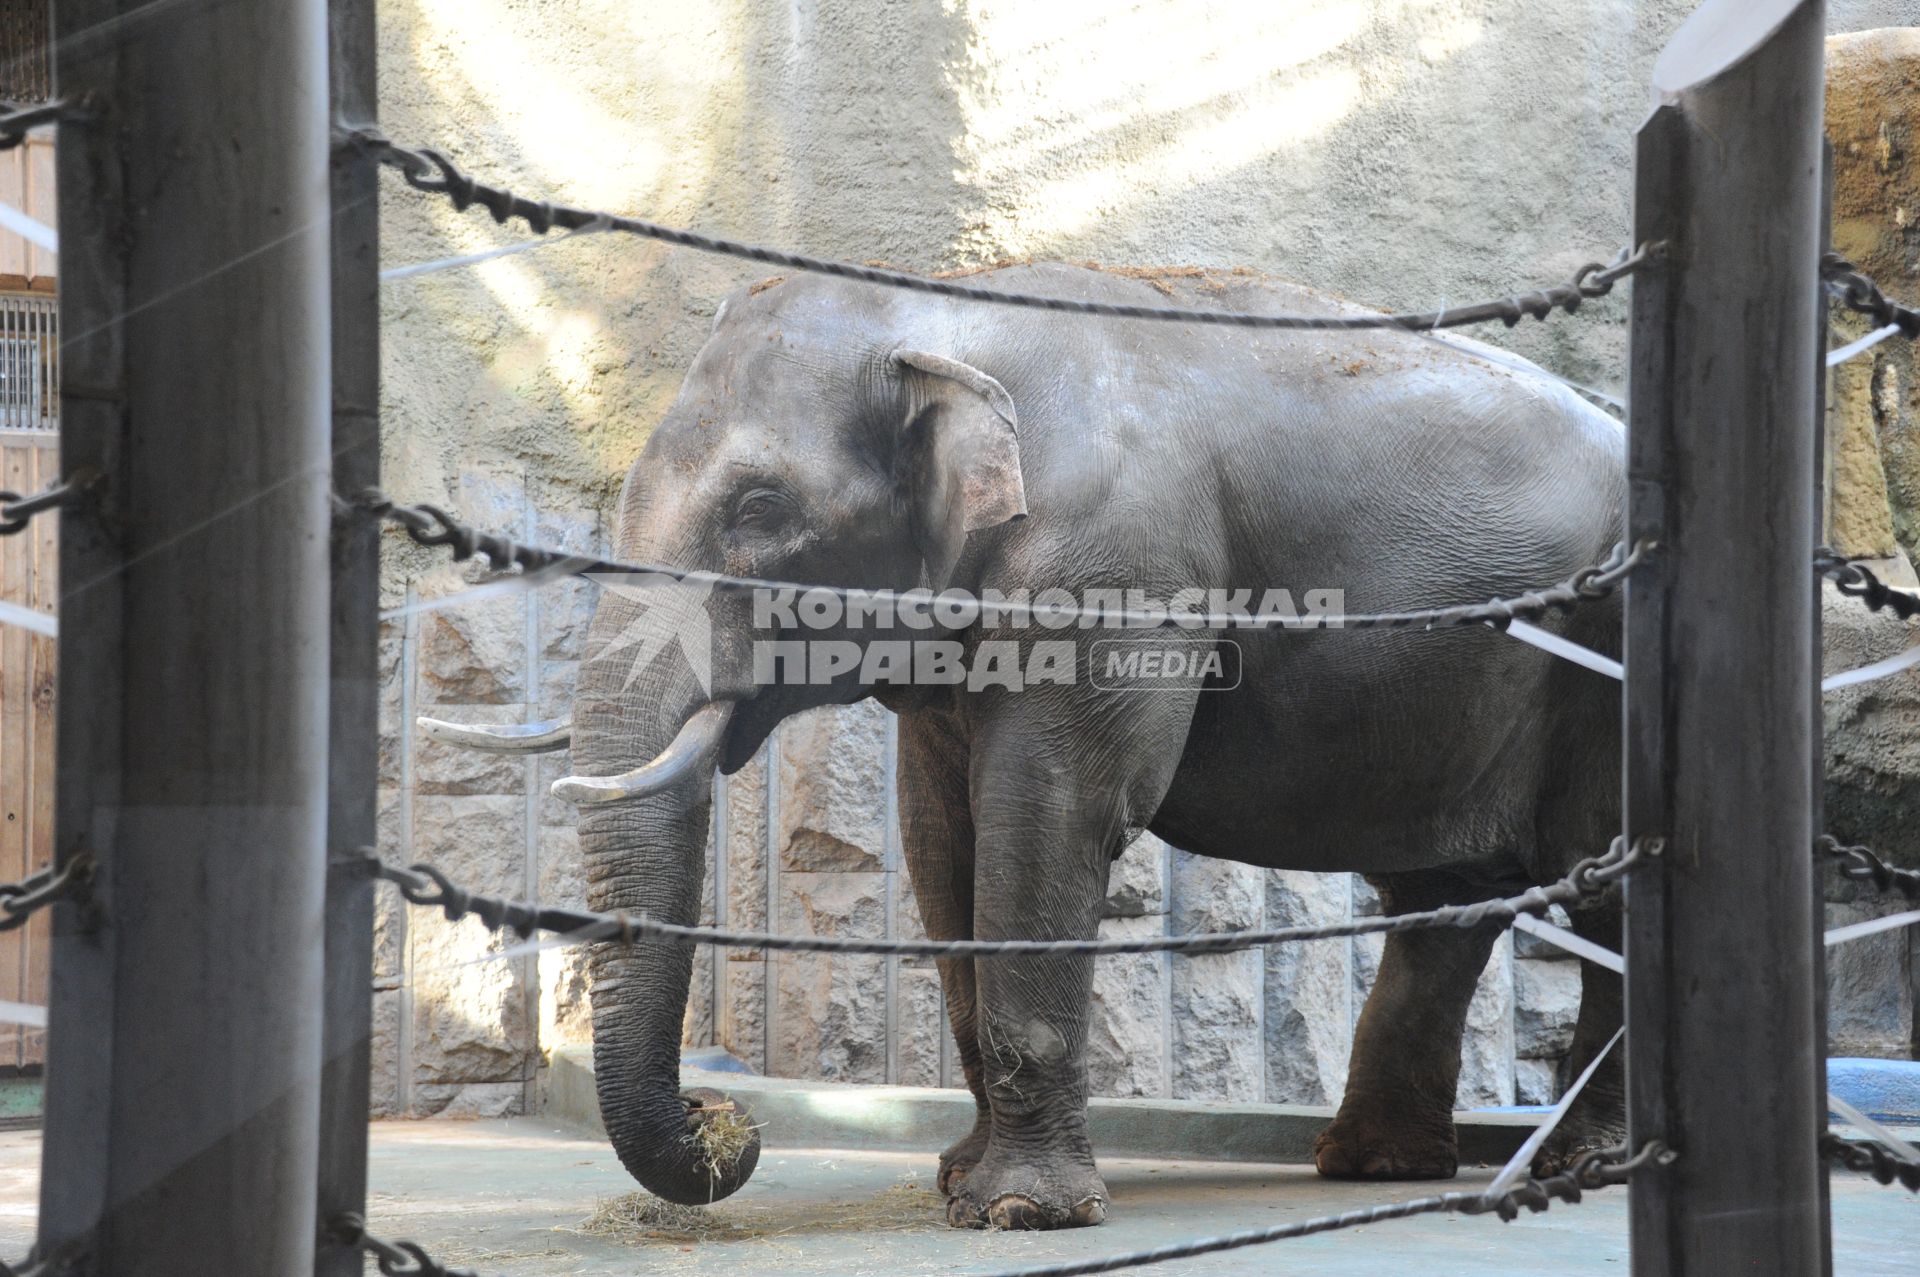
[579,1180,945,1245]
[690,1107,758,1182]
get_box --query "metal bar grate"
[0,292,54,431]
[0,0,47,106]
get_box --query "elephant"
[420,262,1629,1229]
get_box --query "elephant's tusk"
[551,701,734,805]
[416,715,572,754]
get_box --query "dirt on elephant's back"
[930,257,1276,297]
[577,1180,946,1245]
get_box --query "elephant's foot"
[943,1146,1109,1230]
[937,1121,992,1196]
[1314,1112,1458,1181]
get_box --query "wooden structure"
[316,0,382,1269]
[1624,1,1832,1272]
[0,133,54,293]
[0,428,52,1084]
[39,0,337,1273]
[0,2,54,1099]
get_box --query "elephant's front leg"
[944,689,1193,1231]
[1315,869,1506,1180]
[896,713,993,1195]
[950,825,1110,1231]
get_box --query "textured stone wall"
[1821,27,1920,1066]
[372,480,604,1117]
[370,3,1920,1116]
[1823,586,1920,1064]
[1827,28,1920,567]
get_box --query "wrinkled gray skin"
[572,263,1625,1225]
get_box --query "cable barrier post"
[1623,1,1830,1273]
[38,0,337,1272]
[315,0,383,1272]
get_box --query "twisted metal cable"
[0,854,92,933]
[0,470,96,536]
[353,488,1649,633]
[1816,548,1920,623]
[0,99,72,150]
[960,1142,1668,1277]
[1331,539,1643,632]
[1822,253,1920,342]
[1821,1133,1920,1194]
[329,1213,478,1277]
[343,126,1656,331]
[362,836,1650,959]
[1817,835,1920,903]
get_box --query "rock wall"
[1828,28,1920,567]
[370,3,1920,1116]
[1821,27,1920,1067]
[373,478,604,1117]
[1823,586,1920,1063]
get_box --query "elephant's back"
[941,265,1627,873]
[944,262,1626,598]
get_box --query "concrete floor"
[0,1121,1910,1275]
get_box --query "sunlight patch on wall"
[948,0,1368,167]
[476,256,606,404]
[402,0,742,427]
[1417,13,1486,64]
[1013,65,1364,242]
[943,0,1480,258]
[411,0,676,208]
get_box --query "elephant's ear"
[891,349,1028,587]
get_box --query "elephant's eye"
[733,488,792,530]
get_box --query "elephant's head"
[420,276,1028,1203]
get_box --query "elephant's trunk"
[568,628,759,1204]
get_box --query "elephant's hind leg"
[1315,869,1507,1180]
[1530,898,1625,1174]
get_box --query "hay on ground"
[578,1181,945,1245]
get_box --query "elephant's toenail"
[987,1194,1047,1230]
[946,1197,987,1229]
[1069,1196,1108,1227]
